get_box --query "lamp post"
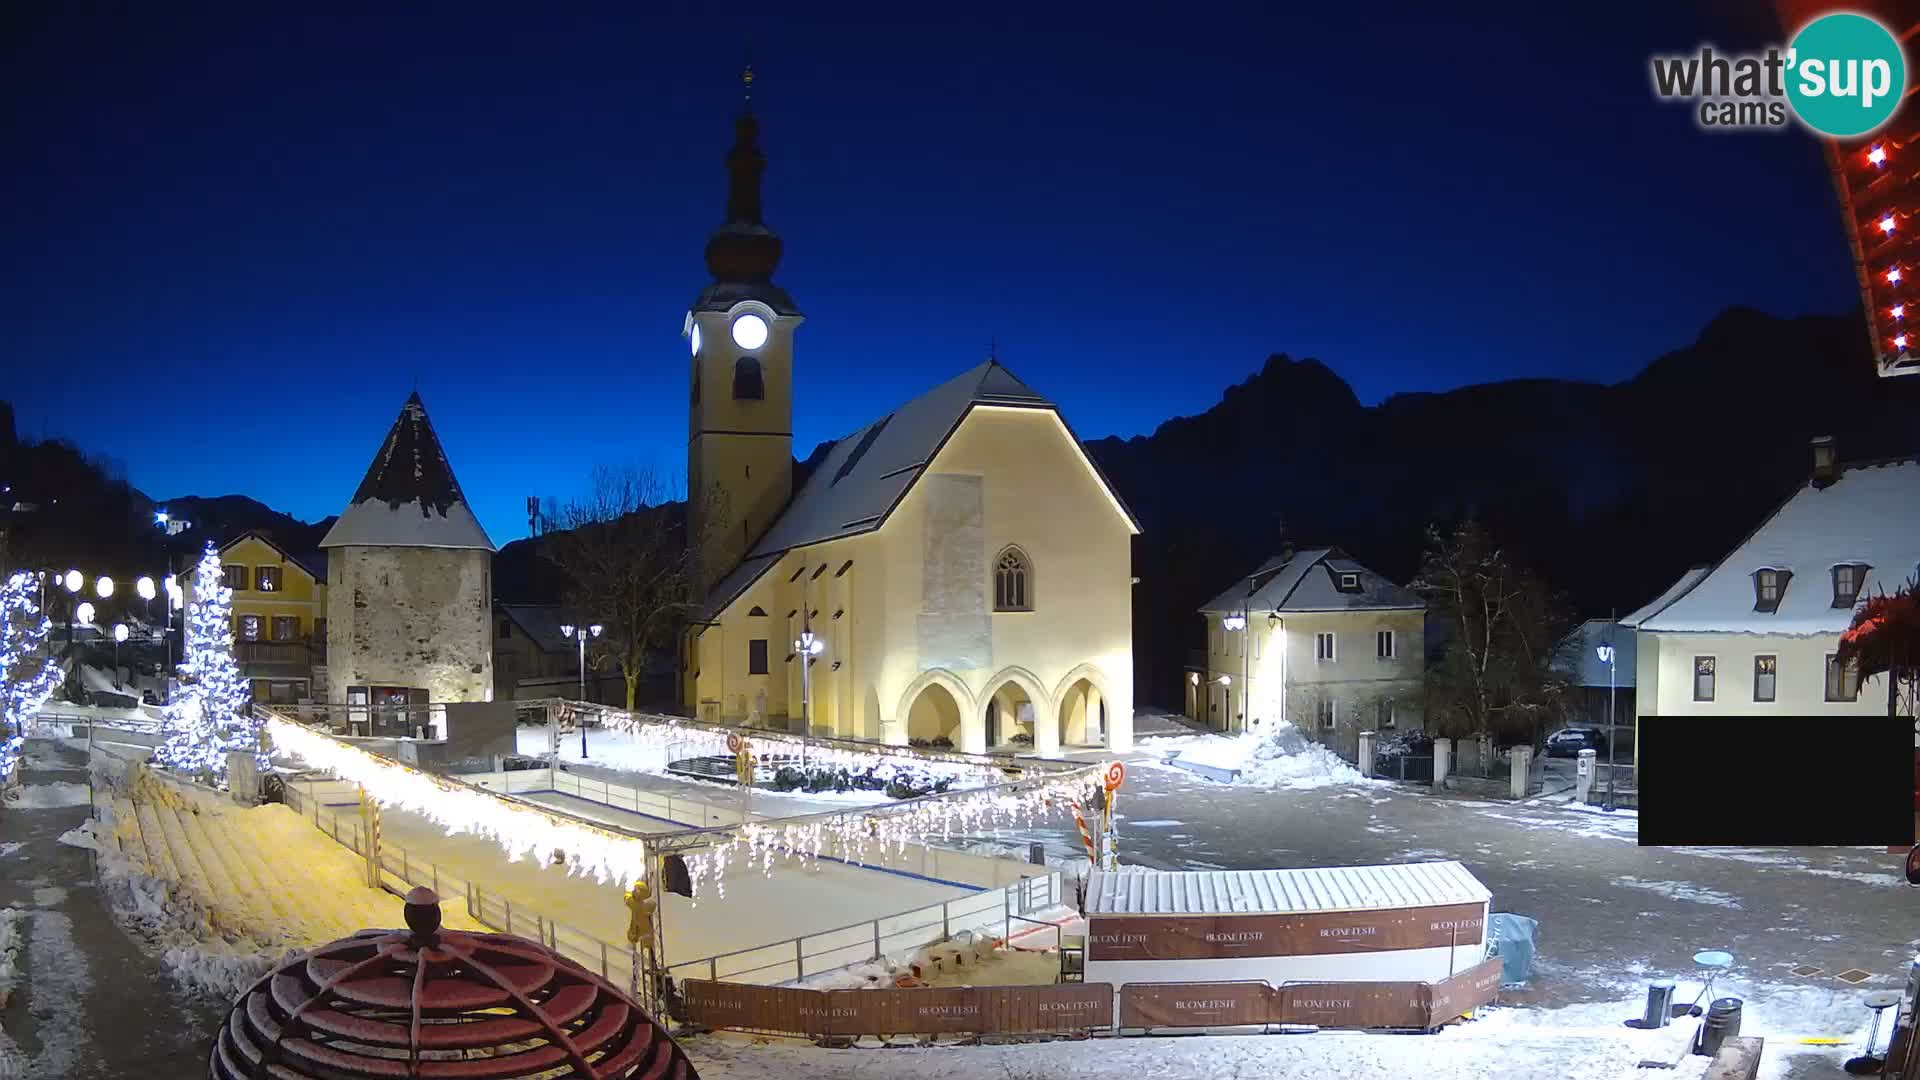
[61,569,81,662]
[112,623,128,688]
[795,627,825,741]
[559,623,602,759]
[1223,613,1248,733]
[1596,640,1617,812]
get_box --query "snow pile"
[1159,724,1371,789]
[2,781,89,809]
[0,907,23,1002]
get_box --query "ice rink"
[300,778,976,973]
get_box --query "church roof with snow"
[1199,548,1423,615]
[319,392,495,552]
[697,360,1138,620]
[1631,457,1920,636]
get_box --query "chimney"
[1280,543,1295,564]
[1810,435,1837,488]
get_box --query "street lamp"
[1596,640,1617,812]
[559,623,602,759]
[77,601,95,625]
[795,628,825,740]
[1223,612,1249,733]
[63,570,82,593]
[95,576,114,600]
[113,623,128,688]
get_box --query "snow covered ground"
[1134,723,1374,789]
[517,724,907,808]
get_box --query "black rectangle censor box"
[1637,715,1915,847]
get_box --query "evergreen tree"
[1,571,64,785]
[158,544,260,777]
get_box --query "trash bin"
[1486,914,1539,985]
[1643,981,1675,1028]
[1696,997,1743,1057]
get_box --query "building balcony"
[235,638,325,677]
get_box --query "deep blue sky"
[2,2,1858,545]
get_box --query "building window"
[1693,656,1715,701]
[1315,632,1336,662]
[1826,653,1861,702]
[1316,698,1337,729]
[226,564,248,591]
[1752,569,1791,613]
[271,616,299,641]
[238,615,262,642]
[314,617,326,642]
[748,639,769,675]
[1377,699,1396,728]
[994,546,1032,611]
[1832,564,1870,608]
[732,356,764,400]
[1376,629,1395,659]
[1753,655,1776,702]
[497,618,512,640]
[256,566,282,592]
[1338,572,1360,592]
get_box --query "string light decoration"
[264,716,655,889]
[1,572,65,784]
[596,709,1012,793]
[681,770,1102,901]
[158,544,261,778]
[1780,0,1920,377]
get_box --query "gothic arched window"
[733,356,764,400]
[994,546,1033,611]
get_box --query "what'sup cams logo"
[1651,11,1907,136]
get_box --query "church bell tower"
[687,66,802,593]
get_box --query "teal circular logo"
[1787,13,1907,137]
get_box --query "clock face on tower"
[689,323,702,356]
[731,313,769,351]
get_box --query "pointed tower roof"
[695,67,801,316]
[319,392,495,551]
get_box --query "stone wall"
[326,546,492,704]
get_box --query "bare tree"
[539,466,726,711]
[1411,518,1570,745]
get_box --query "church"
[680,87,1139,755]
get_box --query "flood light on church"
[1883,217,1899,235]
[1870,145,1888,165]
[1889,267,1903,285]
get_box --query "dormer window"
[1338,573,1361,592]
[1831,564,1870,609]
[1752,569,1791,613]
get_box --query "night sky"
[2,2,1858,544]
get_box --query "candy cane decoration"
[1070,801,1098,861]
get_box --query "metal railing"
[664,870,1061,986]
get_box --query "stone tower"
[686,89,803,594]
[319,392,495,707]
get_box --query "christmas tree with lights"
[158,544,262,778]
[1,571,64,786]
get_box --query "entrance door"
[986,700,1000,747]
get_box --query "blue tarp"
[1487,913,1538,986]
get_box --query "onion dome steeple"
[695,65,800,315]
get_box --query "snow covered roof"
[217,531,326,583]
[1552,619,1635,688]
[1634,458,1920,636]
[695,361,1139,620]
[1619,566,1711,629]
[319,392,494,552]
[1086,861,1491,916]
[496,604,572,654]
[1199,548,1424,615]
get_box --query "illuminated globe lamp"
[210,887,697,1080]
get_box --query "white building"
[1626,438,1919,754]
[1188,547,1426,762]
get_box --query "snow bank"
[3,781,90,809]
[1143,725,1372,789]
[0,907,22,1001]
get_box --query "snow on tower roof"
[1634,458,1920,636]
[695,360,1138,619]
[1086,861,1491,916]
[319,392,495,551]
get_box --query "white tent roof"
[1086,861,1491,917]
[1634,458,1920,636]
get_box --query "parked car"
[1545,726,1608,758]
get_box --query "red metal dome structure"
[210,887,696,1080]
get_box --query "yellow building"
[1189,548,1427,763]
[190,531,329,704]
[680,102,1140,755]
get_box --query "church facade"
[680,101,1138,755]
